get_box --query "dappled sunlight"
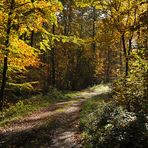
[76,84,112,99]
[51,130,76,147]
[0,0,146,147]
[88,84,112,93]
[0,84,111,147]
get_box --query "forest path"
[0,84,111,148]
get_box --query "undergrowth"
[0,88,75,127]
[80,95,147,148]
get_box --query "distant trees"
[75,0,147,112]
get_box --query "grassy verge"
[0,89,77,127]
[80,90,113,146]
[80,94,109,124]
[80,97,104,119]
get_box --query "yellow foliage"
[8,36,39,69]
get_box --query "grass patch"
[80,91,112,146]
[80,92,111,118]
[0,95,50,126]
[81,97,104,116]
[88,84,111,93]
[80,94,107,127]
[0,89,78,127]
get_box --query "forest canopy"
[0,0,147,108]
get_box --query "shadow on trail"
[0,100,84,148]
[0,84,112,148]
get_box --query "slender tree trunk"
[106,50,110,82]
[92,6,96,52]
[51,25,56,86]
[121,30,133,77]
[121,34,129,76]
[30,30,34,47]
[51,48,56,86]
[47,50,50,85]
[63,7,69,89]
[125,57,129,76]
[0,0,14,110]
[143,29,148,111]
[0,57,8,110]
[126,38,133,76]
[68,1,72,35]
[30,0,35,47]
[120,39,123,74]
[64,1,72,89]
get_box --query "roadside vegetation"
[0,88,76,127]
[80,70,147,148]
[81,98,147,148]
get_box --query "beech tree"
[0,0,63,109]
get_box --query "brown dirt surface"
[0,85,111,148]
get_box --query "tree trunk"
[51,25,56,86]
[64,1,72,89]
[121,34,129,76]
[30,30,34,47]
[0,0,14,110]
[0,57,8,110]
[125,57,129,76]
[92,6,96,52]
[121,32,133,77]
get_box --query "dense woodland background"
[0,0,147,147]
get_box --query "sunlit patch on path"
[0,84,111,147]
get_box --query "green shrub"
[5,82,40,102]
[81,102,148,148]
[0,95,51,126]
[45,86,70,100]
[113,50,148,113]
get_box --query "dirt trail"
[0,85,111,148]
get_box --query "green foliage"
[113,49,148,113]
[81,97,104,118]
[80,101,148,148]
[6,82,40,100]
[44,86,70,100]
[0,97,47,126]
[0,88,74,126]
